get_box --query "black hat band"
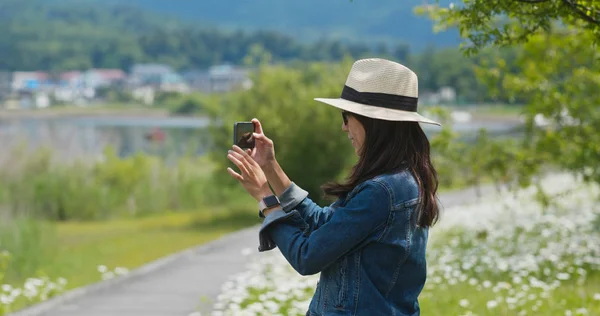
[341,85,418,112]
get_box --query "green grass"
[419,274,600,315]
[48,207,258,290]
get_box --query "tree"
[417,0,600,55]
[203,60,356,204]
[418,1,600,187]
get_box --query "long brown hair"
[321,113,440,227]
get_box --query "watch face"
[264,195,279,207]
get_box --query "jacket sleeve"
[277,182,335,231]
[258,180,391,276]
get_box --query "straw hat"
[315,58,441,126]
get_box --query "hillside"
[0,0,387,71]
[85,0,459,49]
[1,0,463,72]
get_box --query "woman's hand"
[227,145,272,202]
[248,118,292,196]
[250,118,276,168]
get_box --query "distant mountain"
[88,0,459,49]
[0,0,402,71]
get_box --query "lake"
[0,114,523,160]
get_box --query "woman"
[227,58,441,316]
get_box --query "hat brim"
[314,98,441,126]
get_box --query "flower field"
[212,173,600,316]
[0,259,129,315]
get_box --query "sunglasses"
[341,111,351,125]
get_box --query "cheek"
[355,128,365,143]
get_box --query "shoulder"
[345,179,391,207]
[371,170,420,208]
[346,171,420,204]
[342,180,392,223]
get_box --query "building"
[59,71,84,88]
[11,71,51,92]
[183,64,252,93]
[129,64,188,93]
[84,69,127,88]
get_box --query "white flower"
[115,267,129,276]
[1,284,12,292]
[97,265,108,274]
[101,272,115,280]
[459,299,469,307]
[557,273,570,280]
[486,300,498,309]
[1,294,13,305]
[593,293,600,301]
[512,276,522,284]
[575,308,588,315]
[10,288,22,299]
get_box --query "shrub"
[0,146,214,221]
[204,60,356,204]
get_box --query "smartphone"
[233,122,256,149]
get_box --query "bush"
[0,217,56,283]
[0,146,214,221]
[203,60,356,204]
[0,249,68,315]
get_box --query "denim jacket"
[259,170,428,316]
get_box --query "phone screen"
[234,122,255,149]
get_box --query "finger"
[252,133,273,147]
[229,150,256,168]
[252,118,264,134]
[227,167,243,181]
[227,153,249,175]
[232,146,257,166]
[232,145,252,159]
[228,149,245,160]
[252,132,271,143]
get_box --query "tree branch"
[561,0,600,24]
[515,0,551,3]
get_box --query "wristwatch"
[258,195,281,218]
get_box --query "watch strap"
[258,195,281,218]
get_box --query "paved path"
[10,185,493,316]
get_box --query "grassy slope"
[50,207,257,289]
